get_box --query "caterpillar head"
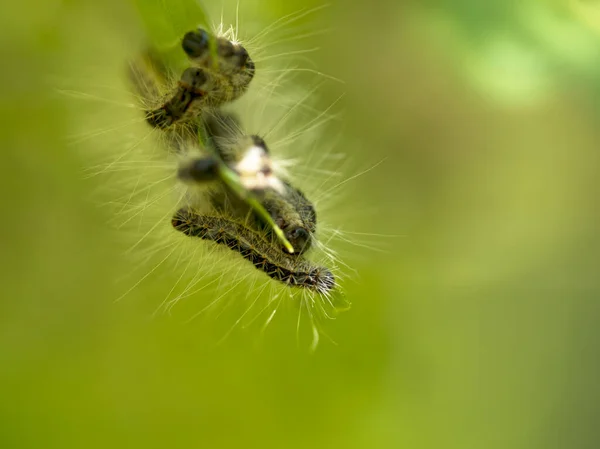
[182,28,255,82]
[261,183,316,255]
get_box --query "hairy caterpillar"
[183,28,255,101]
[171,210,334,293]
[139,27,255,130]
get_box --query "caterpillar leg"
[182,28,255,81]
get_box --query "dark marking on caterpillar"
[178,156,221,182]
[145,67,208,129]
[171,209,335,293]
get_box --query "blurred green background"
[1,0,600,448]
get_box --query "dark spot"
[180,67,208,92]
[245,58,255,75]
[178,157,220,182]
[250,135,268,152]
[182,29,210,58]
[286,226,311,254]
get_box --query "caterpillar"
[143,67,209,129]
[171,209,334,294]
[139,28,255,130]
[183,28,255,102]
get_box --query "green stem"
[217,165,295,254]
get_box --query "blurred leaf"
[133,0,209,47]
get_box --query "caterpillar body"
[171,210,335,294]
[140,28,255,130]
[183,28,255,102]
